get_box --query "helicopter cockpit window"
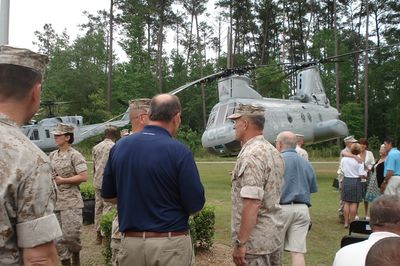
[307,113,312,122]
[287,113,293,123]
[30,129,39,141]
[226,103,235,120]
[207,111,216,128]
[301,113,306,123]
[216,104,228,125]
[45,130,50,138]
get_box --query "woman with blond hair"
[340,143,367,228]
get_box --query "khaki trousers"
[384,175,400,196]
[118,234,194,266]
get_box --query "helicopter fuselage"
[201,68,348,156]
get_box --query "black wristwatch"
[234,239,246,247]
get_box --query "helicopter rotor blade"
[167,71,226,95]
[321,43,400,63]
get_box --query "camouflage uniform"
[92,138,115,233]
[49,146,87,261]
[0,113,62,265]
[231,135,284,264]
[111,215,122,266]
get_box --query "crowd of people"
[337,135,400,228]
[1,45,399,266]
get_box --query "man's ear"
[31,81,41,104]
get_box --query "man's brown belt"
[124,231,188,238]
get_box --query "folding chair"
[340,235,368,247]
[348,220,372,235]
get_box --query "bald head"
[276,131,297,150]
[149,94,181,122]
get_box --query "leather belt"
[124,231,188,238]
[281,201,306,205]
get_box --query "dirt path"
[81,224,234,266]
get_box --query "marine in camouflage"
[92,138,115,232]
[0,113,62,265]
[231,135,284,255]
[49,146,87,261]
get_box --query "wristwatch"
[234,239,246,247]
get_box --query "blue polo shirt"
[102,125,205,232]
[280,149,318,207]
[384,147,400,176]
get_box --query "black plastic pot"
[83,198,95,225]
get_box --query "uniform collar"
[0,112,19,128]
[238,135,264,157]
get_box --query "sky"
[8,0,111,49]
[6,0,221,62]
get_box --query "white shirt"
[340,157,367,178]
[364,150,375,171]
[333,232,400,266]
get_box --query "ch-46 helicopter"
[21,103,130,152]
[22,62,347,154]
[169,63,349,156]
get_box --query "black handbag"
[332,177,339,190]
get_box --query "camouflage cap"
[129,98,151,112]
[0,45,48,74]
[120,129,130,136]
[52,123,75,135]
[227,104,265,119]
[344,135,358,143]
[295,134,305,138]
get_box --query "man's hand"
[232,245,246,266]
[380,182,387,194]
[54,176,64,185]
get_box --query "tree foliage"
[33,0,400,145]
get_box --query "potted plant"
[80,182,95,225]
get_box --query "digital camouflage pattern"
[92,139,115,189]
[92,138,115,232]
[0,113,62,265]
[94,189,113,232]
[55,208,82,260]
[111,214,121,265]
[231,135,284,255]
[49,146,87,260]
[296,146,309,161]
[49,147,87,210]
[0,45,48,74]
[227,103,265,120]
[52,123,74,135]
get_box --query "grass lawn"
[84,159,344,265]
[197,161,344,266]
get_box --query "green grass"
[82,157,343,265]
[197,161,343,266]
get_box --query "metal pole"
[0,0,10,45]
[107,0,113,112]
[364,0,369,137]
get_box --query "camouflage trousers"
[245,249,282,266]
[111,238,121,266]
[55,208,83,260]
[95,188,113,233]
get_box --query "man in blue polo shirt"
[275,131,317,266]
[102,94,205,266]
[382,136,400,195]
